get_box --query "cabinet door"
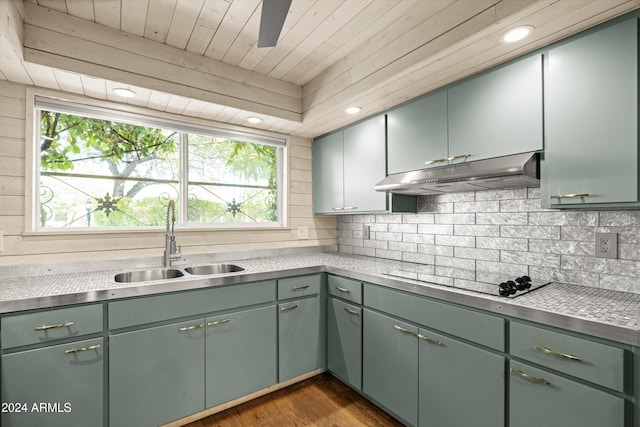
[387,91,448,174]
[327,298,362,390]
[1,338,103,427]
[278,297,323,381]
[448,54,543,162]
[343,115,387,212]
[312,131,344,214]
[418,328,504,427]
[510,361,625,427]
[205,306,277,408]
[109,320,205,426]
[363,309,418,426]
[543,18,638,206]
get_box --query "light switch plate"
[595,232,617,259]
[297,226,309,240]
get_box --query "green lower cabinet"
[418,328,504,427]
[509,361,625,427]
[1,338,104,427]
[327,297,362,391]
[205,306,277,407]
[363,309,418,426]
[278,297,323,381]
[109,319,205,427]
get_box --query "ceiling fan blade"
[257,0,292,48]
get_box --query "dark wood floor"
[184,374,405,427]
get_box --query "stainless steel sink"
[114,268,184,283]
[184,264,245,275]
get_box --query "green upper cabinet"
[343,115,387,212]
[313,115,392,214]
[312,131,344,214]
[448,53,543,163]
[542,17,638,207]
[387,91,448,174]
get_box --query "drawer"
[328,275,362,304]
[510,321,625,392]
[277,274,322,300]
[1,304,103,350]
[364,284,504,351]
[109,280,275,330]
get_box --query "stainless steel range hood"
[375,152,539,196]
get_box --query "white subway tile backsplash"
[336,188,640,294]
[454,224,500,237]
[435,213,475,224]
[454,201,499,213]
[476,212,527,225]
[418,243,452,256]
[501,225,560,240]
[418,223,454,235]
[435,234,475,247]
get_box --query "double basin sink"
[114,264,244,283]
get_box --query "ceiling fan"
[258,0,293,48]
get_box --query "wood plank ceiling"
[2,0,640,138]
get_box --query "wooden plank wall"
[0,81,336,266]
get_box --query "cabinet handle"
[208,319,230,327]
[343,206,357,210]
[550,193,590,199]
[343,307,359,316]
[535,346,581,362]
[448,154,472,162]
[425,158,447,165]
[332,207,345,211]
[335,286,350,293]
[511,368,551,385]
[178,323,204,332]
[292,285,310,291]
[417,334,443,345]
[34,321,75,331]
[280,305,298,312]
[393,324,415,336]
[64,344,101,355]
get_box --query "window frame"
[25,90,288,234]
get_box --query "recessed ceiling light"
[247,116,263,124]
[345,106,362,114]
[112,88,137,98]
[501,25,534,43]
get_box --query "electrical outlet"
[595,232,617,259]
[297,226,309,240]
[363,225,370,240]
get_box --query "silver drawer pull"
[535,345,581,362]
[418,334,442,345]
[208,319,230,327]
[550,193,590,199]
[178,323,204,332]
[343,307,359,316]
[280,305,298,312]
[64,344,101,355]
[511,368,551,385]
[343,206,357,210]
[335,286,350,293]
[35,321,75,331]
[394,324,415,336]
[332,207,345,211]
[292,285,310,291]
[425,158,447,165]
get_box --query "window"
[35,98,284,230]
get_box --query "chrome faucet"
[164,200,181,267]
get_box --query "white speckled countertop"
[1,251,639,345]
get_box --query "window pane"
[187,134,279,224]
[39,110,180,228]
